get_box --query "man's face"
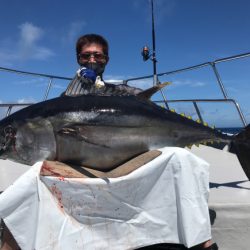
[79,43,108,65]
[78,43,108,76]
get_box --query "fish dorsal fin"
[136,82,171,100]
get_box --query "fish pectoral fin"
[136,82,171,100]
[57,126,110,148]
[58,127,78,136]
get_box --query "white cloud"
[0,98,35,119]
[105,79,124,84]
[105,74,206,90]
[17,97,36,104]
[127,78,154,89]
[105,74,154,89]
[0,22,54,65]
[20,23,42,45]
[171,79,206,88]
[105,74,126,84]
[3,98,36,115]
[62,21,86,44]
[18,22,54,60]
[125,77,206,90]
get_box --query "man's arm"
[0,222,20,250]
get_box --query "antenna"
[141,0,159,86]
[151,0,158,86]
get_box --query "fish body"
[0,94,235,171]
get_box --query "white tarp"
[0,147,211,250]
[0,159,31,192]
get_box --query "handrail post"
[160,89,169,109]
[233,101,247,127]
[210,62,228,99]
[43,77,53,101]
[6,106,12,117]
[193,101,204,123]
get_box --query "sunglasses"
[79,52,107,61]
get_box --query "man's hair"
[76,34,109,64]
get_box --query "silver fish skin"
[0,94,235,172]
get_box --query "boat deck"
[189,145,250,250]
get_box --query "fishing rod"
[141,0,159,86]
[141,0,169,108]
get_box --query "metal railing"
[0,66,71,101]
[0,52,249,126]
[154,98,246,125]
[0,66,71,118]
[0,103,34,117]
[124,52,250,127]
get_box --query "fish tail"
[229,124,250,180]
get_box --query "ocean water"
[218,127,244,134]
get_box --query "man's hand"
[77,67,96,84]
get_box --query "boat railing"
[0,67,71,118]
[0,52,249,126]
[0,66,71,101]
[124,52,250,127]
[154,98,246,126]
[0,103,34,117]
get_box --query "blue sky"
[0,0,250,127]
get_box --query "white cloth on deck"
[0,147,211,250]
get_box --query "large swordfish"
[0,84,250,179]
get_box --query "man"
[64,33,142,96]
[0,33,217,250]
[61,34,217,250]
